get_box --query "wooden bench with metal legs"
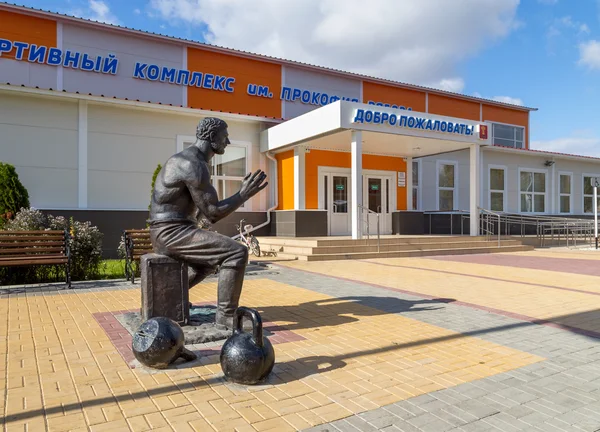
[123,229,152,283]
[0,230,71,288]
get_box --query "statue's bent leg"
[188,264,216,288]
[215,240,248,329]
[150,223,249,329]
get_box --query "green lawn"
[99,259,127,280]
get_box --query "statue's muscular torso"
[149,146,211,224]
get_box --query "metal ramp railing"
[423,209,595,248]
[472,209,595,248]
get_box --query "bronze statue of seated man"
[148,117,267,330]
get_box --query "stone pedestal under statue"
[118,252,237,344]
[141,253,190,325]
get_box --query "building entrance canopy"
[260,100,491,157]
[260,101,491,239]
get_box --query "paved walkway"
[3,250,600,431]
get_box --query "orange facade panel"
[428,94,479,121]
[0,10,56,60]
[362,82,426,112]
[482,104,529,147]
[187,47,281,119]
[276,150,294,210]
[305,150,407,211]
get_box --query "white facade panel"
[0,92,78,208]
[0,57,57,89]
[0,91,78,130]
[86,103,263,210]
[18,166,78,208]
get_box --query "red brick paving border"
[93,302,305,368]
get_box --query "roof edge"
[0,2,537,113]
[486,144,600,163]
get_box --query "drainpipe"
[231,151,278,239]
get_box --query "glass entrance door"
[323,174,352,236]
[363,175,392,235]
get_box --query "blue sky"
[9,0,600,156]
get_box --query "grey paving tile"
[505,404,535,419]
[482,412,533,432]
[368,414,398,429]
[430,408,468,427]
[457,420,495,432]
[454,399,500,420]
[519,411,552,426]
[383,404,416,421]
[327,420,360,432]
[419,418,453,432]
[387,423,420,432]
[406,412,439,428]
[343,416,378,432]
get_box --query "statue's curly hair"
[196,117,228,141]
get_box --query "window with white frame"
[437,162,456,211]
[412,160,419,210]
[489,167,505,212]
[178,137,249,209]
[519,170,546,213]
[492,123,525,149]
[559,173,572,214]
[583,176,600,213]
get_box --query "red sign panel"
[479,125,488,140]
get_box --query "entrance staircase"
[255,235,533,262]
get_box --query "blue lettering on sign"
[0,38,121,76]
[224,77,235,92]
[351,109,478,137]
[0,39,12,54]
[63,50,81,69]
[213,75,226,91]
[13,41,29,61]
[28,45,47,63]
[273,86,362,106]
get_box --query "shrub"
[49,216,104,281]
[0,162,30,229]
[148,163,162,212]
[3,208,104,283]
[4,206,47,231]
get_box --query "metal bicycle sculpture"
[236,219,261,257]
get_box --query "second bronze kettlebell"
[219,307,275,385]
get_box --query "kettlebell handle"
[234,307,264,347]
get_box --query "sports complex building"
[2,3,600,256]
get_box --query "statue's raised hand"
[239,170,268,201]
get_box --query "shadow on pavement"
[6,304,600,424]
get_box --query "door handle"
[377,205,381,213]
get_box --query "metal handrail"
[478,207,502,246]
[358,204,380,253]
[422,208,594,249]
[471,208,595,248]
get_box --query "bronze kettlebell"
[219,307,275,385]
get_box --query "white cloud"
[492,95,524,105]
[134,8,141,15]
[472,92,524,105]
[427,78,465,93]
[579,40,600,70]
[547,15,590,39]
[71,0,119,25]
[532,133,600,157]
[149,0,520,88]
